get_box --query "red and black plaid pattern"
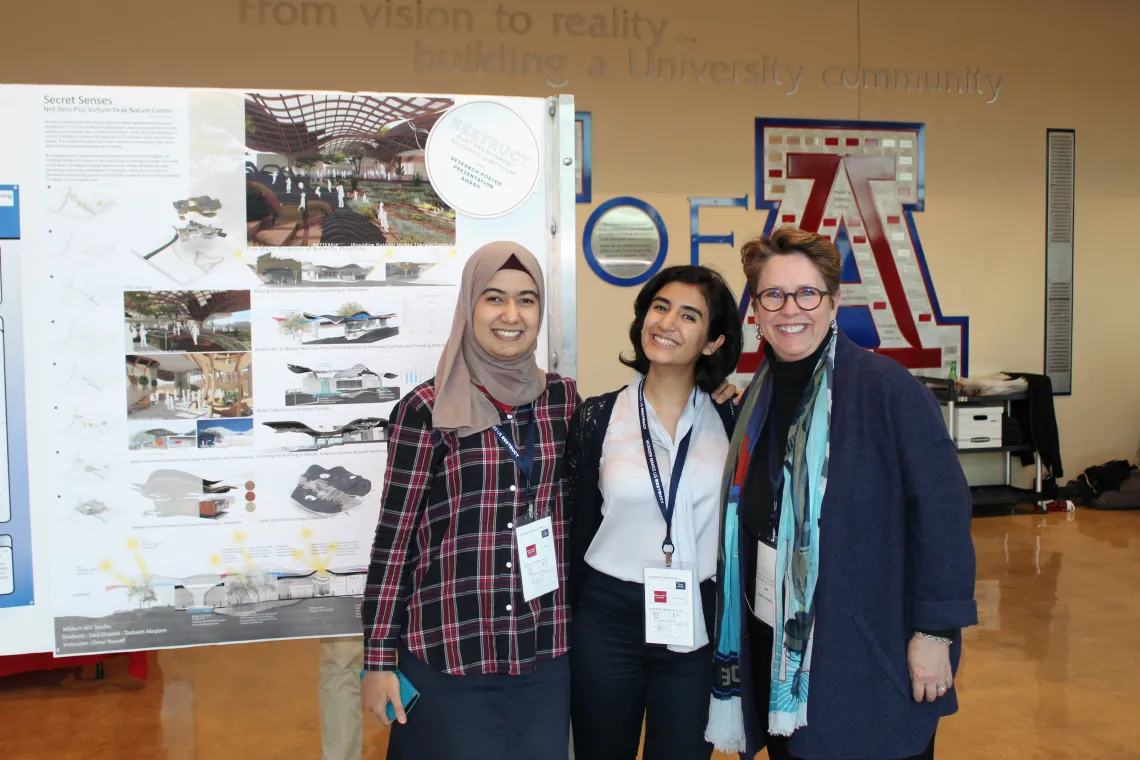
[363,375,580,676]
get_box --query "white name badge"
[643,564,696,648]
[753,541,778,628]
[515,516,559,602]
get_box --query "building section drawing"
[384,257,462,287]
[291,465,372,516]
[261,417,386,453]
[255,252,380,286]
[126,353,253,421]
[284,362,399,407]
[244,91,457,249]
[124,290,252,354]
[743,119,967,378]
[273,309,399,345]
[251,252,461,288]
[132,468,244,520]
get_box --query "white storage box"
[943,406,1003,449]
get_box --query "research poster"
[0,85,564,656]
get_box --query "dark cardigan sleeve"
[890,371,980,634]
[564,391,620,607]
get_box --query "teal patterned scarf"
[706,326,836,751]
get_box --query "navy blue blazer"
[737,332,978,760]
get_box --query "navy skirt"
[386,646,571,760]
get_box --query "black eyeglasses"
[755,287,830,312]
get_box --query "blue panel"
[0,185,19,240]
[838,305,881,349]
[575,112,592,204]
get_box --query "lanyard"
[490,405,537,513]
[765,414,784,545]
[638,381,693,568]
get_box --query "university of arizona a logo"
[736,119,967,379]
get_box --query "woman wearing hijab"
[704,226,977,760]
[564,265,744,759]
[360,241,578,760]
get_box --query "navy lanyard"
[766,415,784,545]
[490,405,536,510]
[638,382,693,568]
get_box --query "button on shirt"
[362,375,579,676]
[585,380,728,585]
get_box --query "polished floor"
[3,509,1139,759]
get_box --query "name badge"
[753,540,777,628]
[643,564,696,648]
[515,516,559,602]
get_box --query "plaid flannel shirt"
[362,374,579,675]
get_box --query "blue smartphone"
[360,667,420,722]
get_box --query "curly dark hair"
[618,265,743,393]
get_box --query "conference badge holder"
[752,537,778,628]
[515,507,558,603]
[644,549,697,649]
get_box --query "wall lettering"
[235,1,1007,103]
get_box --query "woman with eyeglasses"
[703,226,978,760]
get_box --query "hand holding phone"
[361,668,419,726]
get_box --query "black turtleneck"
[741,337,829,542]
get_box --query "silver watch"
[916,631,952,645]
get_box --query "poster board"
[0,85,576,657]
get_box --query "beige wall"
[3,0,1138,478]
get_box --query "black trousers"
[570,567,718,760]
[386,645,570,760]
[748,615,936,760]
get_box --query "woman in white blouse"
[565,265,744,760]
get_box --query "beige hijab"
[432,241,547,437]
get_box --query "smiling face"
[753,252,839,362]
[641,281,725,370]
[471,268,541,361]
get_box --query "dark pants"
[748,616,936,760]
[570,567,717,760]
[386,646,570,760]
[763,733,935,760]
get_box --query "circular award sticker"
[424,100,541,219]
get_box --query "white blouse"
[585,378,730,642]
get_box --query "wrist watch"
[915,631,952,645]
